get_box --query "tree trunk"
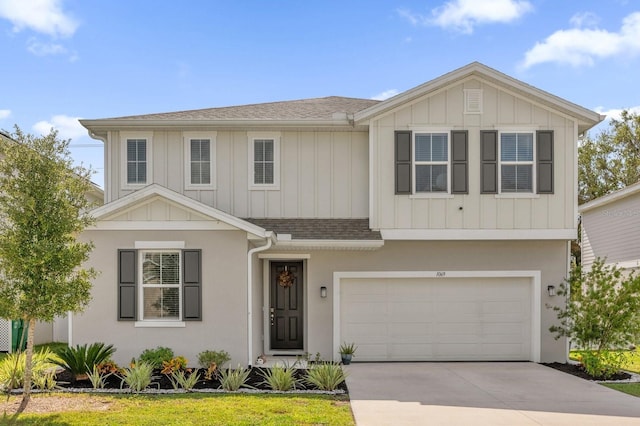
[15,318,36,414]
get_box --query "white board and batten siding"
[106,130,369,219]
[370,77,578,232]
[333,271,541,362]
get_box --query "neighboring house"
[580,181,640,272]
[76,62,602,366]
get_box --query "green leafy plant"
[197,350,230,369]
[161,356,188,374]
[218,365,252,391]
[0,349,57,390]
[138,346,174,369]
[259,364,299,391]
[305,362,347,391]
[548,259,640,379]
[52,342,116,380]
[87,364,114,389]
[97,360,120,375]
[338,342,357,355]
[169,370,200,391]
[120,362,155,393]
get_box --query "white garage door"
[339,277,532,361]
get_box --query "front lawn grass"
[4,393,355,426]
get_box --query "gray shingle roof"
[243,218,381,240]
[108,97,380,121]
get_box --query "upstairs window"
[184,132,216,189]
[248,132,280,190]
[127,139,147,184]
[121,132,152,188]
[415,133,448,193]
[500,133,533,193]
[254,139,274,184]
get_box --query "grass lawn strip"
[2,393,354,426]
[602,383,640,397]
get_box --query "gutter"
[247,232,275,367]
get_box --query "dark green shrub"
[52,342,116,380]
[138,346,174,368]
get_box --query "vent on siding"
[464,89,483,114]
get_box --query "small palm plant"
[52,342,116,380]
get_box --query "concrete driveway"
[345,362,640,425]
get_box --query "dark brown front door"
[270,261,303,350]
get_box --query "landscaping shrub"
[197,350,230,379]
[169,370,200,390]
[120,361,155,392]
[259,365,299,391]
[161,356,188,374]
[219,365,252,391]
[305,362,346,391]
[52,342,116,380]
[138,346,174,368]
[0,349,57,390]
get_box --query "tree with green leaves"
[0,127,97,413]
[548,259,640,378]
[579,110,640,204]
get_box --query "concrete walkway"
[345,362,640,425]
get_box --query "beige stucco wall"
[105,129,369,219]
[75,229,250,367]
[263,240,568,363]
[370,77,578,232]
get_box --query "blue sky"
[1,0,639,187]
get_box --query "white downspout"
[247,232,274,367]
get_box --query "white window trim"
[498,131,536,195]
[411,129,451,196]
[137,248,183,325]
[184,131,217,190]
[121,131,153,190]
[248,131,281,190]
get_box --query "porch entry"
[270,261,303,350]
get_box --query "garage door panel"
[340,276,532,361]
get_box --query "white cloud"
[33,115,85,140]
[399,0,532,34]
[0,0,78,37]
[0,109,10,120]
[522,12,640,68]
[27,38,66,55]
[569,11,600,29]
[371,89,399,101]
[594,106,640,122]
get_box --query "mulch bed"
[53,367,348,392]
[542,362,632,381]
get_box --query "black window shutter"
[480,130,498,194]
[395,131,412,194]
[183,249,202,321]
[118,249,137,321]
[537,130,554,194]
[451,130,468,194]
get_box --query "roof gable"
[579,181,640,213]
[90,184,268,237]
[354,62,603,133]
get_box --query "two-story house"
[76,62,602,366]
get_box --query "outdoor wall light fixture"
[547,285,556,297]
[320,286,327,298]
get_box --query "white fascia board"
[79,119,357,131]
[273,240,384,251]
[380,228,577,240]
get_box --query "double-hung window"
[414,133,449,193]
[500,133,533,193]
[141,250,181,320]
[248,132,280,190]
[184,132,216,189]
[121,132,152,188]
